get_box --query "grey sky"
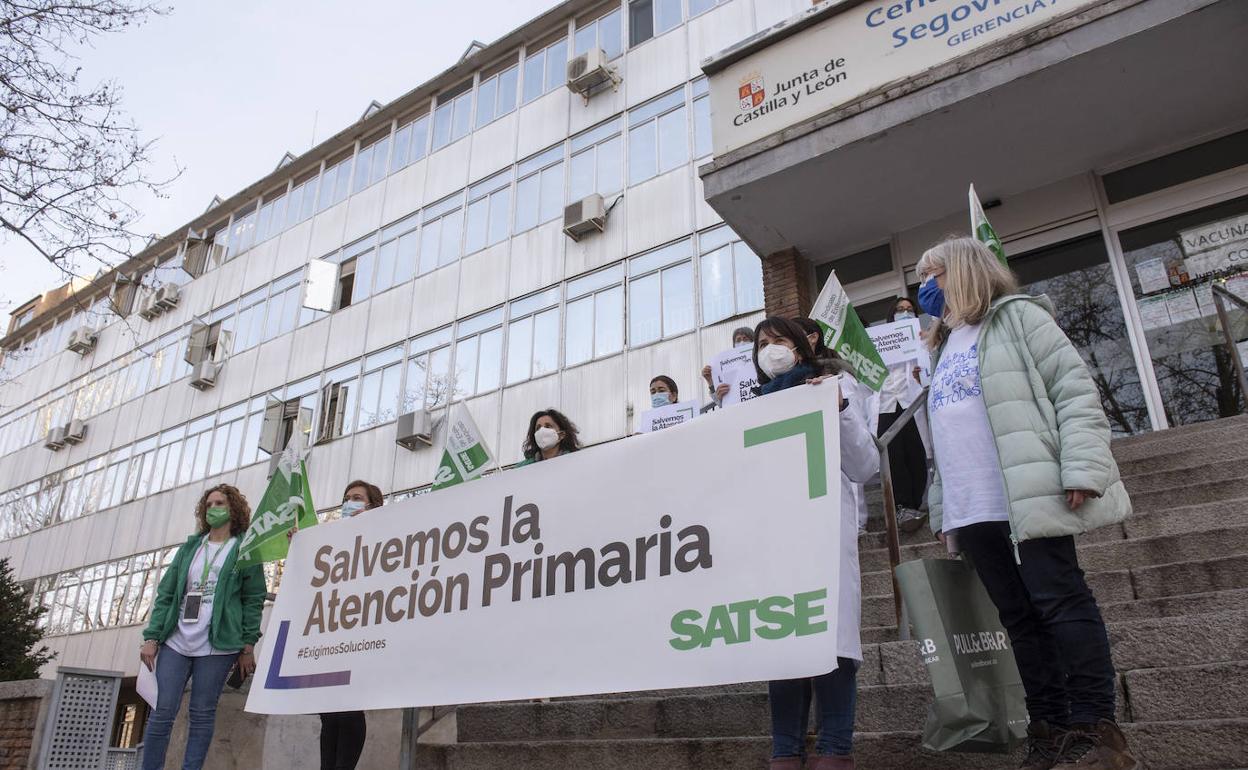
[0,0,561,312]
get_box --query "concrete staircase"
[416,415,1248,769]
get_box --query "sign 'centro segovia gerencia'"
[709,0,1102,157]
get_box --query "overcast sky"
[0,0,561,312]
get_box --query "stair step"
[1117,438,1248,477]
[417,719,1248,770]
[1123,457,1248,494]
[1126,660,1248,722]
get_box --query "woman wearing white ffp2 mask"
[518,408,581,466]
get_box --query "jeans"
[319,711,367,770]
[141,646,237,770]
[955,521,1117,726]
[878,406,927,510]
[769,658,859,758]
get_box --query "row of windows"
[0,225,761,543]
[0,80,715,457]
[28,546,176,637]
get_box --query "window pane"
[371,135,390,183]
[334,161,351,203]
[452,93,472,140]
[378,365,401,424]
[465,199,489,254]
[598,135,623,195]
[411,116,429,161]
[733,242,765,312]
[523,50,545,104]
[690,0,717,14]
[596,286,624,357]
[574,23,596,57]
[455,336,479,397]
[428,347,452,407]
[439,209,463,266]
[404,355,428,413]
[693,96,712,158]
[629,122,657,184]
[539,164,563,223]
[565,297,594,365]
[477,77,498,127]
[532,308,559,377]
[477,328,503,393]
[506,316,534,384]
[193,429,212,479]
[497,66,518,116]
[432,102,453,149]
[569,149,594,202]
[358,371,381,429]
[700,246,734,323]
[662,262,694,335]
[515,175,539,232]
[353,249,376,305]
[656,0,681,33]
[375,240,398,293]
[225,420,245,470]
[629,0,654,46]
[657,106,687,173]
[544,39,567,94]
[629,273,661,345]
[392,123,412,169]
[352,145,373,194]
[420,219,442,274]
[600,10,622,59]
[395,232,419,284]
[488,188,511,246]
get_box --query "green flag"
[432,403,494,490]
[235,440,317,570]
[809,270,888,392]
[970,183,1007,266]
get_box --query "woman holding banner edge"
[918,238,1135,770]
[752,316,879,770]
[138,484,265,770]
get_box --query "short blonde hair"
[917,237,1019,331]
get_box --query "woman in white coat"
[752,316,879,770]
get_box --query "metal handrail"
[1211,282,1248,412]
[872,386,930,641]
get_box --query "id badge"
[182,591,203,623]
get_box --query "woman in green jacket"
[918,238,1136,770]
[139,484,266,770]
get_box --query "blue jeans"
[769,657,860,758]
[141,646,237,770]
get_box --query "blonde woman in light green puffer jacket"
[917,238,1137,770]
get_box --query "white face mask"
[534,426,560,450]
[895,310,916,320]
[341,499,366,518]
[758,343,798,378]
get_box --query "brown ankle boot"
[1052,720,1138,770]
[808,755,855,770]
[768,758,803,770]
[1019,721,1066,770]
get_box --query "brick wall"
[761,247,813,319]
[0,696,40,770]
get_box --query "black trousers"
[956,521,1117,726]
[877,405,927,510]
[319,711,367,770]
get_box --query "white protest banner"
[638,401,698,433]
[867,318,931,384]
[711,344,760,406]
[246,384,843,713]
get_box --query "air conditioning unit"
[155,283,181,310]
[63,419,87,445]
[136,293,161,320]
[563,193,607,242]
[66,327,99,355]
[566,48,620,100]
[44,426,66,450]
[395,409,433,450]
[189,360,217,390]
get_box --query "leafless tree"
[0,0,174,281]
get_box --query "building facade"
[0,0,814,764]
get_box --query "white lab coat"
[836,376,881,662]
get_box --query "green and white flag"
[432,403,494,491]
[970,183,1007,266]
[235,437,317,570]
[810,270,888,392]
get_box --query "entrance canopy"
[699,0,1248,263]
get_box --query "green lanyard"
[194,538,232,590]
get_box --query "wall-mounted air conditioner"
[66,327,99,355]
[45,426,66,450]
[395,409,433,450]
[155,283,181,310]
[137,293,161,320]
[63,419,87,445]
[566,48,620,101]
[563,193,607,242]
[189,360,217,390]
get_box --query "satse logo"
[738,72,764,110]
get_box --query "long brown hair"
[195,484,251,537]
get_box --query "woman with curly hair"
[138,484,266,770]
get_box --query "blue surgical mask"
[651,392,672,408]
[894,310,916,320]
[918,276,945,318]
[341,500,366,518]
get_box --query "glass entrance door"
[1118,196,1248,427]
